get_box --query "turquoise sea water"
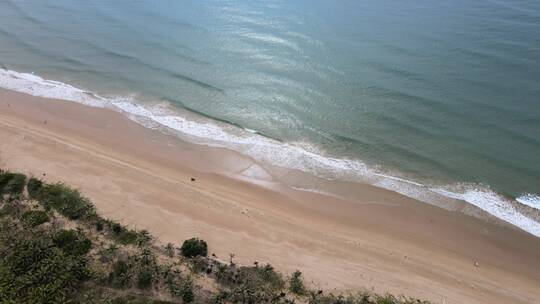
[1,0,539,235]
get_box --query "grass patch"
[33,183,96,220]
[106,221,150,245]
[21,210,49,227]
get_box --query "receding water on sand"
[1,68,539,237]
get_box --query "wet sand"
[1,88,539,304]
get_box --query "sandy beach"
[1,88,539,304]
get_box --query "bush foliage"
[0,231,89,303]
[289,270,306,295]
[180,238,208,258]
[0,171,26,196]
[53,229,92,256]
[35,183,96,220]
[27,177,43,198]
[21,210,49,227]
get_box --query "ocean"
[1,0,539,236]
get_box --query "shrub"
[95,220,104,232]
[108,222,147,245]
[112,223,123,234]
[136,230,152,246]
[34,183,95,220]
[289,270,306,295]
[0,172,26,196]
[258,264,284,289]
[213,263,285,303]
[375,294,400,304]
[220,263,284,289]
[96,243,119,263]
[21,210,49,227]
[189,256,210,275]
[26,177,43,199]
[164,266,191,300]
[180,279,195,303]
[0,236,89,303]
[106,295,177,304]
[110,260,131,288]
[164,242,175,258]
[53,229,92,256]
[137,268,154,289]
[116,229,139,245]
[180,238,208,258]
[0,199,24,218]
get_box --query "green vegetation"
[108,221,148,245]
[53,229,92,256]
[27,176,43,198]
[180,238,208,258]
[34,182,96,220]
[0,170,26,195]
[0,219,89,303]
[21,209,49,227]
[289,270,306,295]
[0,169,431,304]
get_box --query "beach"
[1,88,539,304]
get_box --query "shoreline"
[2,68,539,238]
[1,88,540,303]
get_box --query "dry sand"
[1,88,539,304]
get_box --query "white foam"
[373,173,425,187]
[2,68,539,237]
[244,127,258,134]
[290,186,342,198]
[110,101,375,185]
[0,69,106,107]
[433,186,540,237]
[516,193,540,210]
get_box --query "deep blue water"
[1,0,539,234]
